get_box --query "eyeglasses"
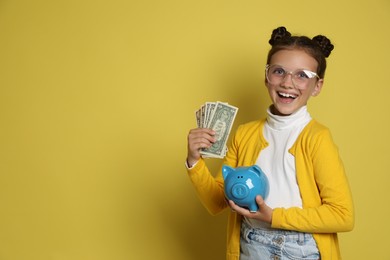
[265,64,320,89]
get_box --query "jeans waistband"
[241,220,314,243]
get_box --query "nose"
[280,72,294,88]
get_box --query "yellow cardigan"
[187,119,354,260]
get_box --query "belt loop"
[298,232,304,244]
[241,221,251,239]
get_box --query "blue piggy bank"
[222,165,269,212]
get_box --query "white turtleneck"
[245,106,312,228]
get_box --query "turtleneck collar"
[266,106,311,131]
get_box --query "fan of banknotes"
[195,101,238,158]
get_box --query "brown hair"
[267,27,334,78]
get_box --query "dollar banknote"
[195,101,238,158]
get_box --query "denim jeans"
[240,221,320,260]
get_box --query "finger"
[228,200,251,216]
[188,131,217,150]
[227,199,236,212]
[255,196,267,209]
[228,199,236,208]
[188,128,214,135]
[188,128,216,141]
[189,136,216,150]
[191,128,215,135]
[256,195,264,204]
[228,200,240,212]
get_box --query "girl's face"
[265,49,323,116]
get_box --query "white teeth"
[278,92,297,98]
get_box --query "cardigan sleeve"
[187,158,227,215]
[186,128,242,216]
[272,124,355,233]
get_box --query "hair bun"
[269,26,291,46]
[312,35,334,58]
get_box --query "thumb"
[256,195,265,208]
[255,195,273,224]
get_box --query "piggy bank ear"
[252,165,264,176]
[222,165,234,180]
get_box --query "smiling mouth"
[278,92,297,99]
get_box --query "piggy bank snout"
[231,183,250,199]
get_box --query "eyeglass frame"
[265,64,320,89]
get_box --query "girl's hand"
[228,196,273,224]
[187,128,216,167]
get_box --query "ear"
[252,165,264,177]
[311,79,324,97]
[265,78,271,90]
[222,165,234,180]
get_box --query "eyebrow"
[270,64,317,72]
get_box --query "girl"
[186,27,354,260]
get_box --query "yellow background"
[0,0,389,259]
